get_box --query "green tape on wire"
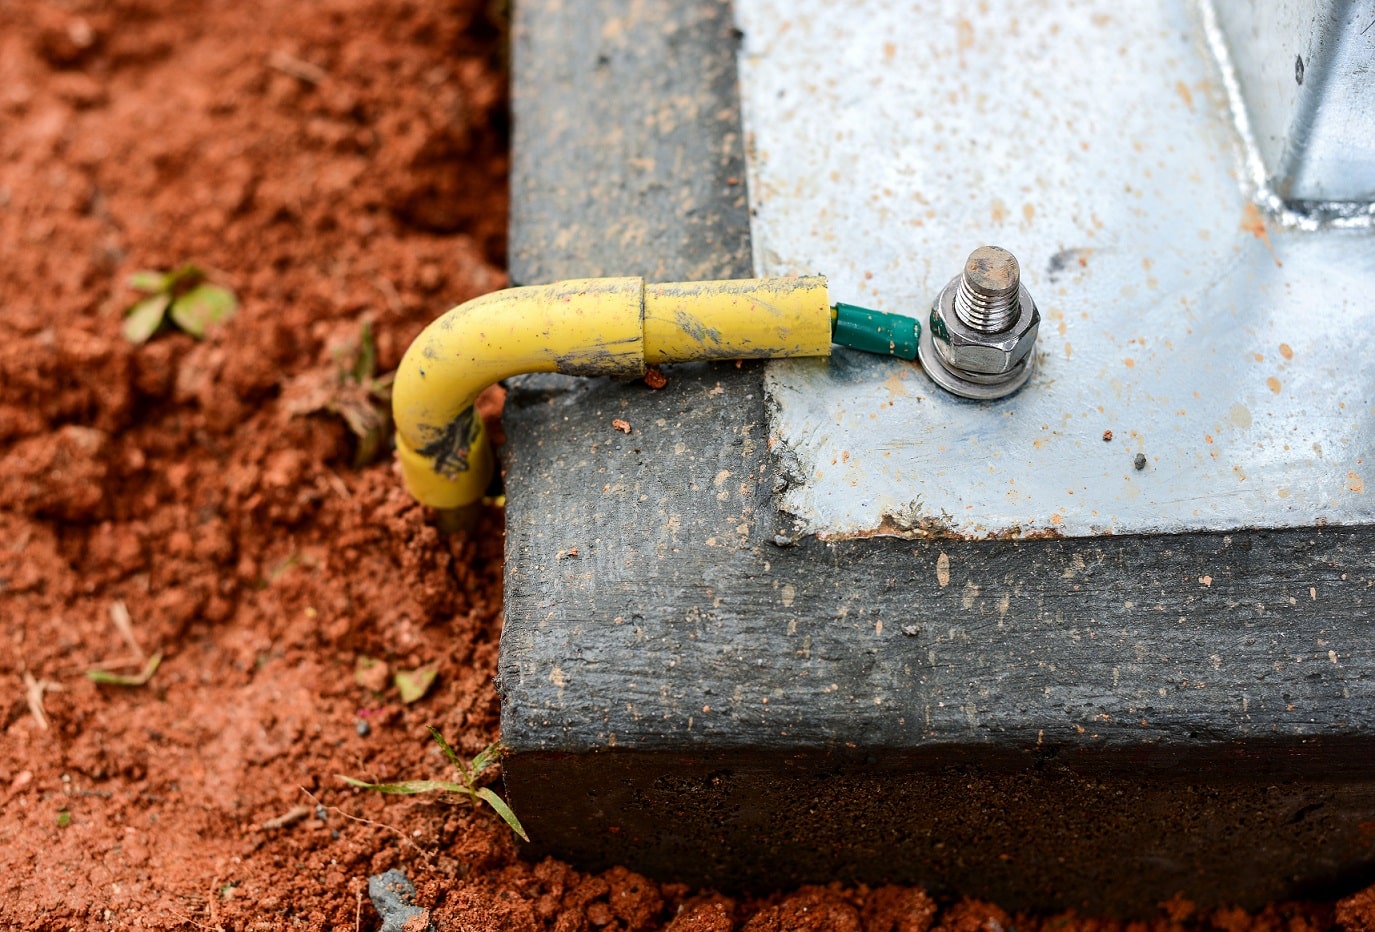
[830,302,920,360]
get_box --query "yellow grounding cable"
[392,276,833,510]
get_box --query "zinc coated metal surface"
[1211,0,1375,205]
[737,0,1375,539]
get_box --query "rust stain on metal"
[1241,202,1281,267]
[815,506,1067,543]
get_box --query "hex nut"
[928,277,1040,377]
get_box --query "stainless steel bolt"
[918,245,1040,400]
[954,246,1021,333]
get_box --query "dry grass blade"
[267,50,328,84]
[109,600,145,660]
[336,776,464,795]
[21,671,61,731]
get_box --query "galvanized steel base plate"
[737,0,1375,539]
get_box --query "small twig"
[299,787,433,863]
[168,908,219,932]
[259,804,312,830]
[267,51,328,85]
[355,879,363,932]
[22,671,61,731]
[208,876,220,930]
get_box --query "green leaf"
[354,321,378,383]
[331,397,390,468]
[426,726,466,771]
[166,262,205,288]
[122,293,171,343]
[469,742,502,776]
[336,775,465,795]
[86,652,162,687]
[394,664,437,704]
[170,283,237,337]
[56,809,71,828]
[476,787,529,842]
[127,270,171,293]
[352,419,388,469]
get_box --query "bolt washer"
[918,247,1039,401]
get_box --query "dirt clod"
[1339,885,1375,932]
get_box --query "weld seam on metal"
[1196,0,1375,232]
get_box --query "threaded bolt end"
[954,245,1021,334]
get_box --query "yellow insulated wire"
[392,275,831,509]
[643,277,831,363]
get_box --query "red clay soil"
[1,0,1372,929]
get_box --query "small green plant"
[283,322,394,467]
[56,809,71,828]
[338,727,528,842]
[121,264,238,343]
